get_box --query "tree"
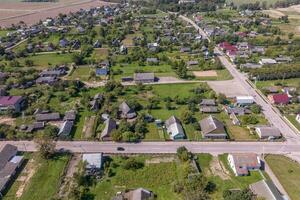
[111,130,122,141]
[181,110,193,124]
[223,188,254,200]
[241,115,259,125]
[250,104,261,114]
[217,93,227,104]
[183,174,211,200]
[25,59,34,67]
[35,137,56,159]
[123,158,144,170]
[177,146,192,162]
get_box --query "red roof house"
[0,96,24,112]
[268,93,289,105]
[218,42,238,52]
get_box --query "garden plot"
[193,70,217,77]
[82,115,97,138]
[208,79,249,98]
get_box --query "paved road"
[1,140,300,155]
[179,15,300,144]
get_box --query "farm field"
[266,155,300,200]
[0,0,114,27]
[226,0,279,6]
[3,154,70,200]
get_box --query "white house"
[296,114,300,123]
[236,96,254,105]
[259,58,277,65]
[228,153,261,176]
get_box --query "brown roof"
[199,115,225,135]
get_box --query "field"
[266,155,300,200]
[3,154,70,200]
[91,155,183,200]
[0,0,114,27]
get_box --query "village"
[0,0,300,200]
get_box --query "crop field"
[226,0,279,6]
[0,0,114,27]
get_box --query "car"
[117,147,125,151]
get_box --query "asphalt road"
[1,141,300,155]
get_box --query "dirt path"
[83,116,96,138]
[145,156,176,165]
[0,116,16,126]
[16,159,38,198]
[209,156,230,180]
[58,154,81,198]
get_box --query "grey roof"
[250,179,284,200]
[225,106,250,116]
[36,76,57,84]
[187,60,199,66]
[82,153,103,169]
[199,115,226,136]
[230,153,260,176]
[146,58,158,63]
[58,121,74,137]
[124,188,153,200]
[36,112,60,121]
[200,106,219,113]
[100,118,117,140]
[119,102,136,119]
[64,110,76,121]
[165,116,185,139]
[255,126,281,138]
[200,99,216,106]
[134,73,155,81]
[0,144,17,170]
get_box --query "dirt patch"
[278,4,300,14]
[16,159,38,198]
[209,156,230,180]
[263,9,285,18]
[82,115,96,138]
[193,70,217,77]
[145,156,176,165]
[207,79,249,98]
[0,116,16,126]
[0,0,115,27]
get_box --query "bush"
[123,158,144,170]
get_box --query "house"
[240,63,262,69]
[187,60,199,68]
[263,86,280,93]
[36,112,60,122]
[99,60,110,68]
[165,116,185,140]
[36,76,57,85]
[59,38,69,48]
[199,115,227,139]
[124,188,154,200]
[236,96,254,105]
[268,93,289,105]
[100,118,117,141]
[0,96,25,113]
[90,93,103,111]
[96,68,108,76]
[259,58,277,65]
[180,47,191,53]
[227,153,261,176]
[63,110,76,121]
[200,99,216,106]
[218,42,237,53]
[250,180,284,200]
[224,106,251,116]
[82,153,103,175]
[119,102,137,119]
[58,121,73,138]
[0,144,24,197]
[251,46,265,54]
[275,56,292,63]
[146,58,159,65]
[200,106,219,113]
[23,122,45,133]
[134,73,155,83]
[296,114,300,123]
[178,0,195,4]
[255,126,281,139]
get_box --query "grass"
[286,114,300,131]
[1,53,74,70]
[265,155,300,200]
[4,154,70,200]
[91,156,182,200]
[193,69,233,81]
[112,63,176,80]
[226,0,279,6]
[255,78,300,90]
[68,66,93,81]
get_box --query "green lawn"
[5,53,74,70]
[226,0,278,6]
[112,63,176,80]
[255,78,300,90]
[68,66,93,81]
[286,114,300,131]
[4,154,69,200]
[266,155,300,200]
[91,156,182,200]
